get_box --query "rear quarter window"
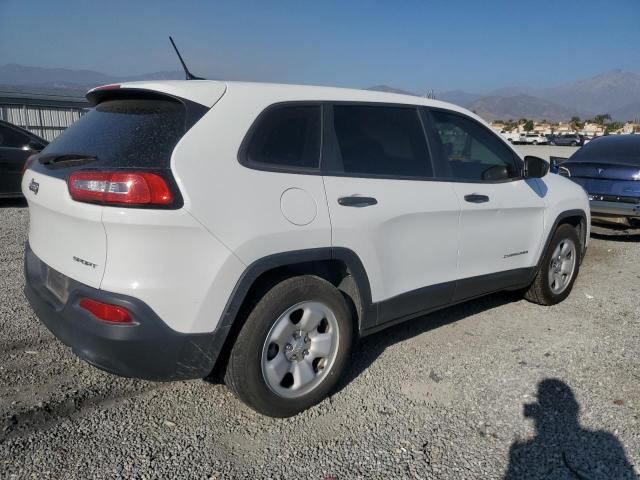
[244,105,321,170]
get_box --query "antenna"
[169,36,204,80]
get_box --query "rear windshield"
[570,136,640,166]
[40,98,187,168]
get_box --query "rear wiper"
[39,154,98,169]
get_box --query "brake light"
[92,83,121,91]
[79,298,133,323]
[22,154,37,174]
[68,171,173,206]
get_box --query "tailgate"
[21,88,212,291]
[22,170,106,288]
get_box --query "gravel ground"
[1,199,639,479]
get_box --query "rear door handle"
[464,194,490,203]
[338,196,378,207]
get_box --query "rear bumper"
[24,244,229,381]
[590,199,640,218]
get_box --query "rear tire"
[524,224,581,306]
[225,275,353,417]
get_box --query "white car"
[500,131,520,144]
[22,81,590,417]
[520,133,548,145]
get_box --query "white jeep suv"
[22,81,590,417]
[520,133,548,145]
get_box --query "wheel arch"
[210,247,374,377]
[537,209,588,271]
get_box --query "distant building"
[621,122,640,134]
[582,123,606,137]
[0,89,89,141]
[554,123,572,133]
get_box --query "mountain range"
[1,64,640,122]
[438,70,640,122]
[373,70,640,122]
[0,63,185,89]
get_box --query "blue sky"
[1,0,639,92]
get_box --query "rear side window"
[40,98,187,168]
[245,105,321,169]
[331,105,432,178]
[428,110,519,181]
[0,124,31,149]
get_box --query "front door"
[424,108,545,299]
[322,104,461,326]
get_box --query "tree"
[524,120,534,132]
[604,121,624,135]
[570,116,584,130]
[591,114,612,125]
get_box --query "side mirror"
[28,139,44,152]
[523,156,549,178]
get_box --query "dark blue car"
[554,135,640,228]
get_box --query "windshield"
[570,136,640,166]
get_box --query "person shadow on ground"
[505,379,637,479]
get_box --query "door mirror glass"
[481,164,510,181]
[523,156,549,178]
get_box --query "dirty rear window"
[41,98,187,168]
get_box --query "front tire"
[524,224,581,305]
[225,275,353,417]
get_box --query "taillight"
[22,154,37,175]
[79,298,133,324]
[68,171,174,206]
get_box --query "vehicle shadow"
[335,291,521,395]
[0,381,164,442]
[591,224,640,242]
[205,291,521,389]
[504,379,636,479]
[0,197,27,208]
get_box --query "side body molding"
[214,208,587,367]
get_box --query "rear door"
[322,104,460,326]
[424,108,545,297]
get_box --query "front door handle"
[464,194,490,203]
[338,196,378,208]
